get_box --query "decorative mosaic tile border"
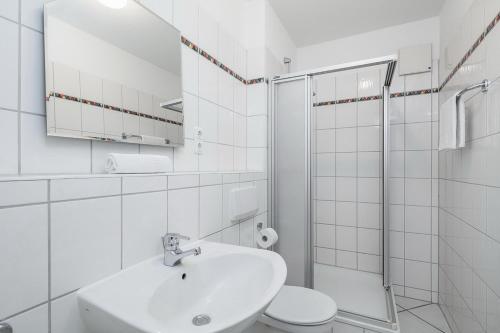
[181,36,267,86]
[47,92,183,126]
[440,11,500,90]
[313,88,439,107]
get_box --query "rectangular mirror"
[44,0,184,147]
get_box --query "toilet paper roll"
[257,228,278,249]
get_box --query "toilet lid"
[264,286,337,326]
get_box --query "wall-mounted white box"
[398,44,432,75]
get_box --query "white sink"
[77,241,287,333]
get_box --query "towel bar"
[457,79,490,98]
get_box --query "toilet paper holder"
[257,222,263,231]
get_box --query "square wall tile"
[123,192,166,267]
[122,175,167,194]
[5,304,48,333]
[21,114,91,174]
[316,247,335,265]
[405,260,431,290]
[168,188,199,243]
[336,72,357,100]
[50,292,89,333]
[336,153,356,177]
[181,45,199,96]
[336,128,356,152]
[173,139,199,172]
[218,107,234,145]
[358,228,380,255]
[0,110,19,174]
[358,100,381,127]
[358,203,381,229]
[198,99,218,142]
[247,83,267,116]
[51,197,121,297]
[358,178,381,203]
[0,18,19,110]
[336,250,357,269]
[405,233,431,262]
[316,153,335,176]
[336,177,356,202]
[0,1,19,22]
[405,178,432,206]
[315,200,334,224]
[315,129,335,153]
[336,226,356,251]
[199,142,218,171]
[336,201,356,226]
[199,58,218,104]
[199,185,223,238]
[316,224,335,248]
[0,205,48,319]
[315,105,335,129]
[315,177,335,200]
[335,103,356,128]
[405,151,432,178]
[358,126,381,152]
[222,224,239,245]
[21,27,45,115]
[405,122,432,150]
[0,180,47,207]
[218,70,234,111]
[247,115,267,148]
[358,68,380,97]
[51,177,121,201]
[240,218,254,248]
[405,94,432,123]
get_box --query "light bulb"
[98,0,127,9]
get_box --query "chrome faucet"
[162,233,201,266]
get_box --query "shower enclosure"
[271,56,398,332]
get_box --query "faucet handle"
[162,233,190,250]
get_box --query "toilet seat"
[259,286,337,333]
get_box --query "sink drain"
[192,314,211,326]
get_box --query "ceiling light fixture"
[98,0,127,9]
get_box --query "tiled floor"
[396,296,451,333]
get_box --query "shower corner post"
[305,75,314,289]
[270,80,277,253]
[382,85,391,290]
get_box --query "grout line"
[17,2,21,176]
[47,178,52,332]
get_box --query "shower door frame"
[271,55,399,330]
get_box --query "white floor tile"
[399,311,442,333]
[395,296,430,310]
[409,304,451,333]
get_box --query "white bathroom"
[0,0,499,332]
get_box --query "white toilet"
[249,285,337,333]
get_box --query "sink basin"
[77,241,287,333]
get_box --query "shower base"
[314,264,399,332]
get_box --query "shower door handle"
[0,323,12,333]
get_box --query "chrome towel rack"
[457,79,490,99]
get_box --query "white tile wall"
[439,0,500,330]
[0,171,267,329]
[313,67,384,275]
[0,0,273,331]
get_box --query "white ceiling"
[268,0,445,47]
